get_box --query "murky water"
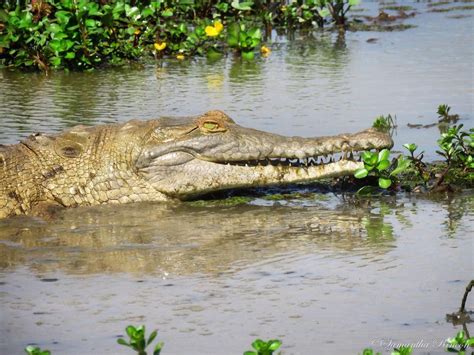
[0,2,473,354]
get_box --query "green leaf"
[50,56,62,67]
[376,159,390,171]
[378,177,392,189]
[126,325,136,338]
[162,9,174,17]
[147,330,158,345]
[243,352,257,355]
[390,157,411,176]
[65,52,75,59]
[403,143,417,153]
[354,168,369,179]
[361,151,374,164]
[248,28,261,40]
[378,149,390,162]
[349,0,360,5]
[142,7,154,17]
[85,19,97,28]
[55,10,72,25]
[231,1,254,11]
[153,341,164,355]
[252,339,265,350]
[117,338,130,347]
[268,340,282,350]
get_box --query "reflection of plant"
[244,338,282,355]
[117,325,163,355]
[24,346,51,355]
[446,330,474,354]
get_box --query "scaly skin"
[0,110,393,218]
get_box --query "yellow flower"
[214,20,223,33]
[260,45,271,57]
[134,29,141,35]
[205,20,224,37]
[205,25,219,37]
[176,54,185,60]
[154,42,166,51]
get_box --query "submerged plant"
[117,325,163,355]
[244,338,282,355]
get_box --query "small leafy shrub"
[437,104,459,123]
[446,330,474,354]
[24,346,51,355]
[372,114,396,133]
[403,143,429,186]
[437,124,474,171]
[117,325,163,355]
[244,338,282,355]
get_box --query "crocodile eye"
[201,120,226,132]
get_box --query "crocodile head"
[136,110,393,199]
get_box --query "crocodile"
[0,110,393,218]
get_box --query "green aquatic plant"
[437,104,459,123]
[360,349,381,355]
[24,346,51,355]
[402,143,429,186]
[446,330,474,354]
[227,21,262,60]
[392,346,413,355]
[372,114,396,133]
[437,124,473,170]
[117,325,163,355]
[0,0,366,70]
[325,0,361,26]
[354,149,411,190]
[244,338,282,355]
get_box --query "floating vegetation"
[187,196,253,207]
[428,4,474,12]
[261,192,330,201]
[381,5,415,11]
[348,22,416,31]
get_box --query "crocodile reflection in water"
[0,202,395,275]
